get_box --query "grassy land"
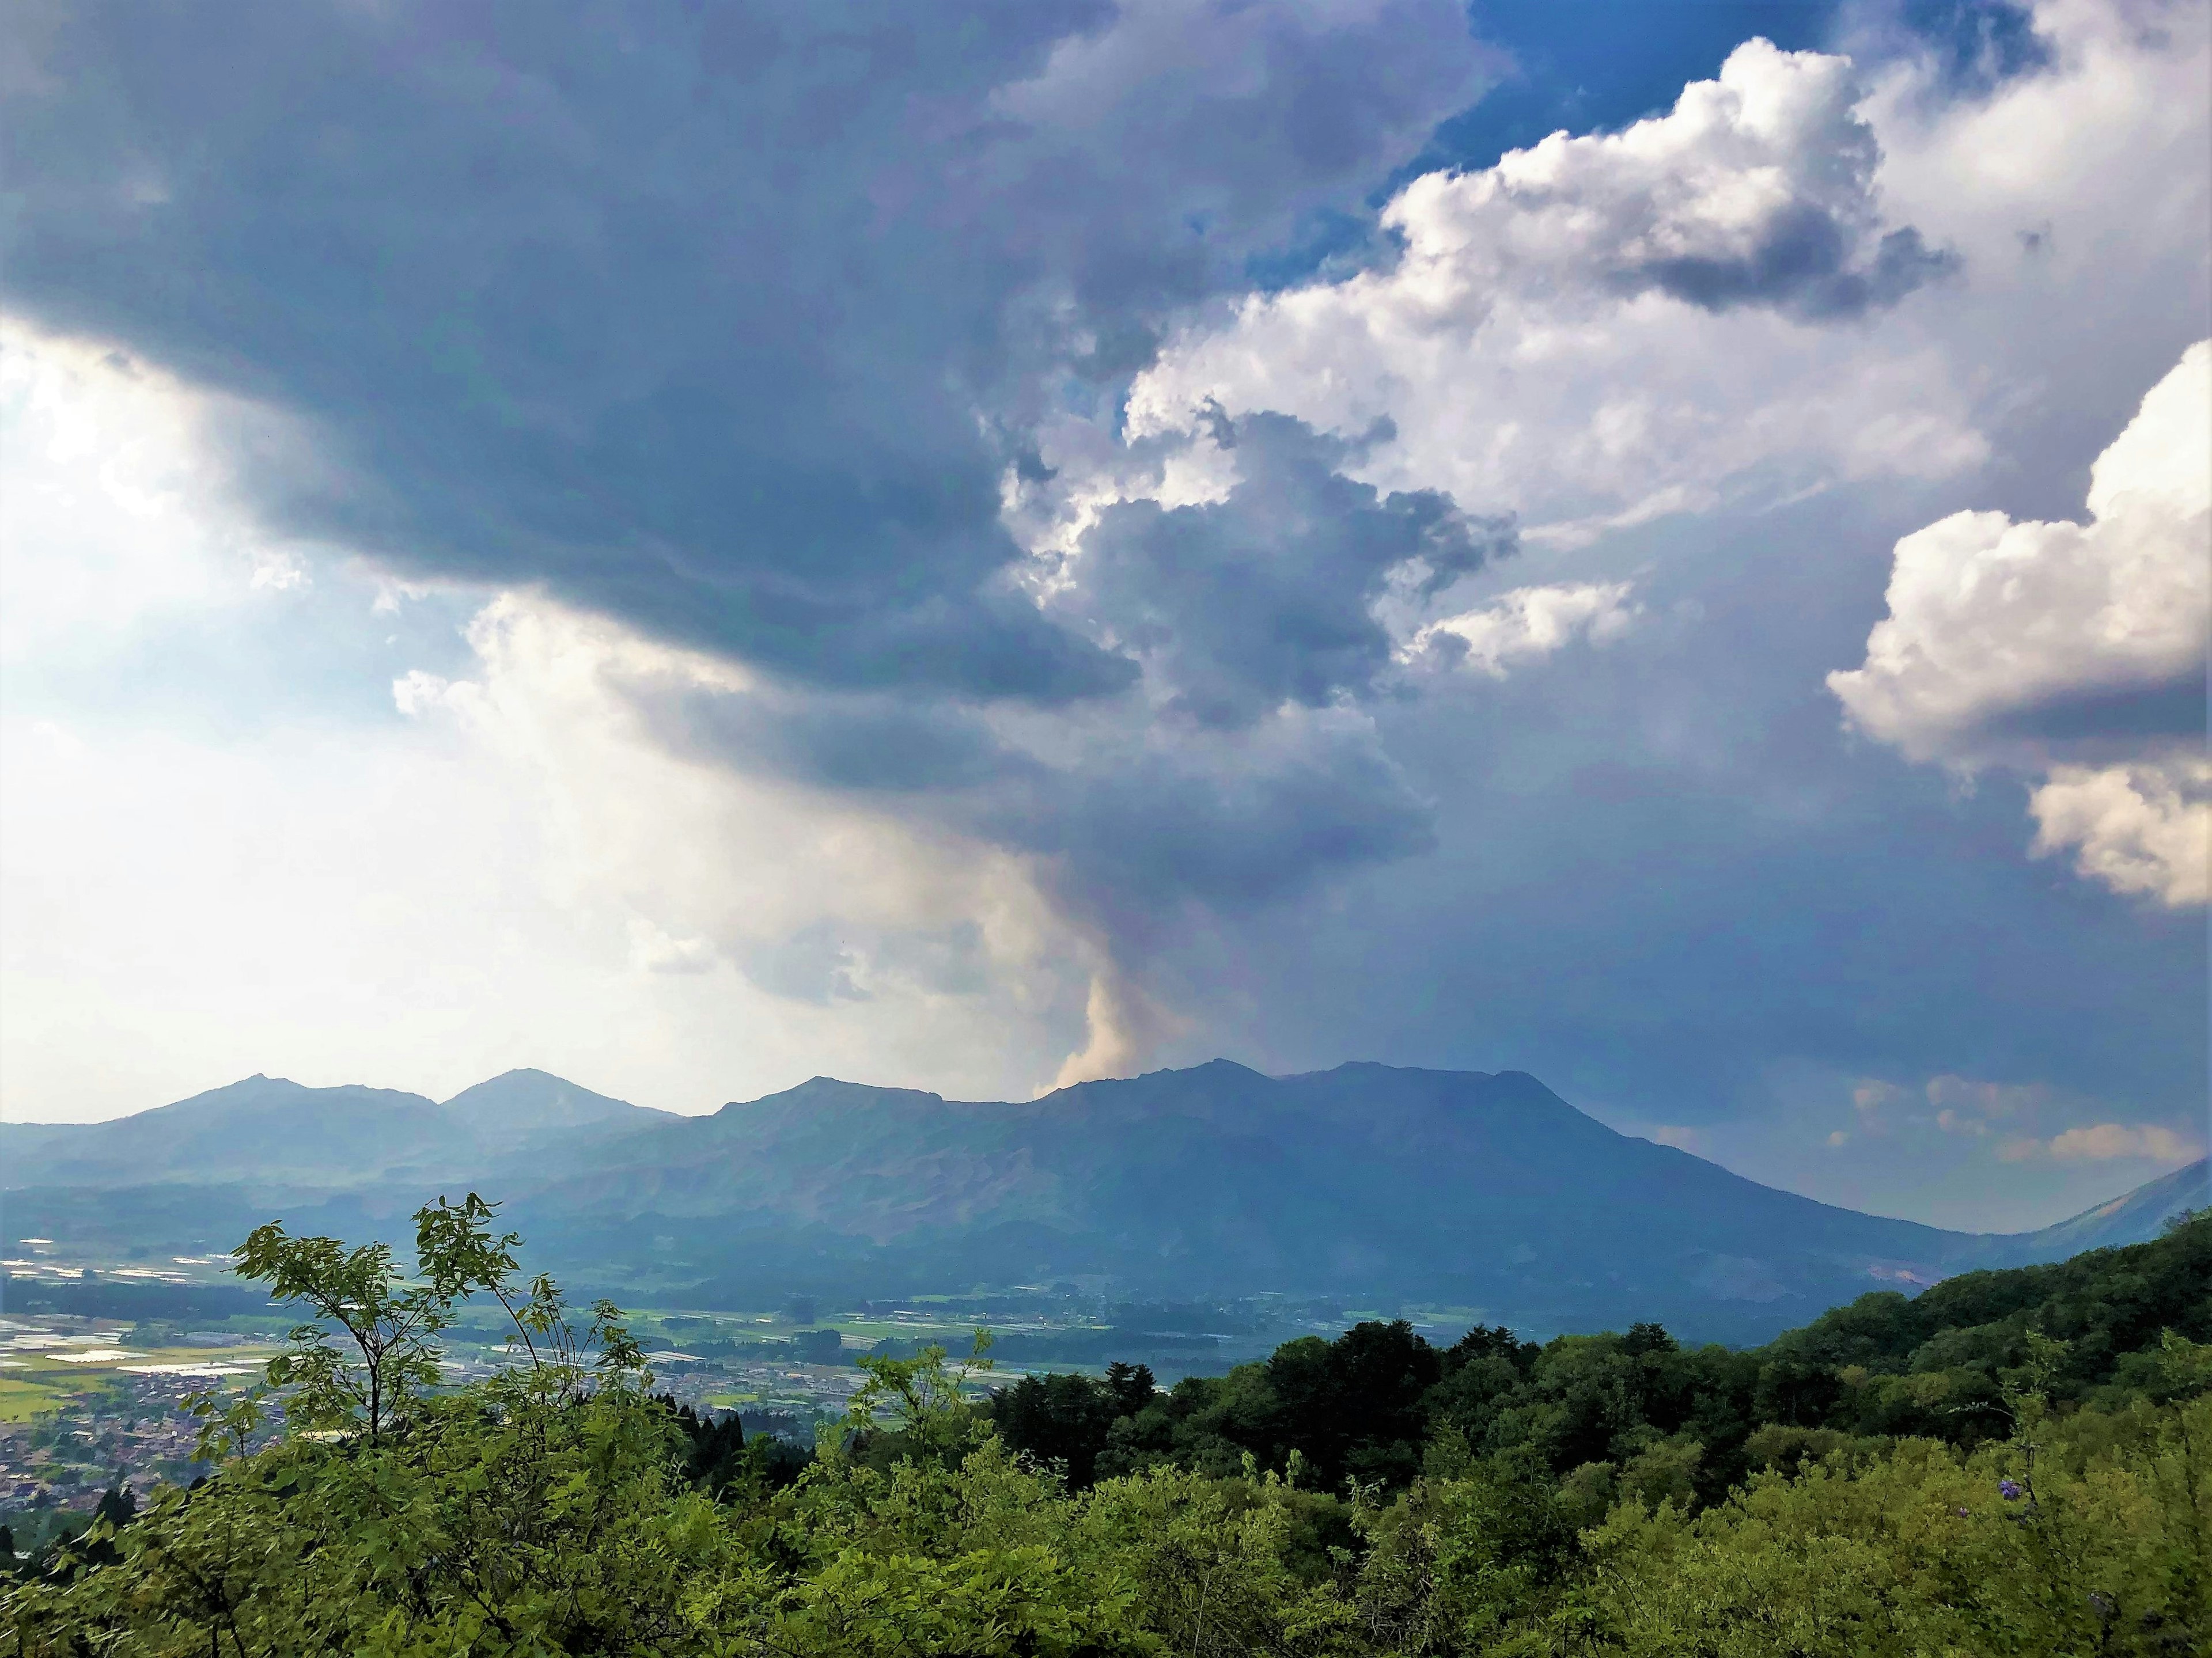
[0,1346,278,1420]
[0,1377,69,1422]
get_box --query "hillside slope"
[1997,1156,2208,1261]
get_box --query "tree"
[839,1331,997,1472]
[661,1395,756,1497]
[234,1192,527,1441]
[1105,1360,1157,1417]
[992,1364,1157,1490]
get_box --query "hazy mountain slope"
[2,1070,668,1194]
[441,1068,670,1143]
[1998,1157,2208,1261]
[0,1076,469,1190]
[0,1120,82,1163]
[499,1063,1993,1339]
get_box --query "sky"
[0,0,2205,1234]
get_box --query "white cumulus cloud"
[1408,581,1640,676]
[1100,0,2207,580]
[1126,37,1987,543]
[1829,342,2207,765]
[1999,1121,2203,1163]
[1831,342,2209,905]
[2028,760,2211,907]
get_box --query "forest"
[5,1198,2207,1656]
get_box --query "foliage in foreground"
[989,1209,2212,1505]
[5,1206,2208,1656]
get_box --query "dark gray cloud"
[999,726,1438,943]
[1972,677,2208,749]
[665,685,1020,796]
[1054,413,1515,726]
[0,0,1488,700]
[652,657,1440,946]
[631,632,1428,1049]
[633,405,1510,940]
[1642,217,1957,320]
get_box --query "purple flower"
[1999,1479,2023,1501]
[1956,1507,1971,1518]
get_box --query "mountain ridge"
[0,1068,672,1190]
[6,1061,2198,1344]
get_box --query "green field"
[0,1344,277,1416]
[0,1376,69,1422]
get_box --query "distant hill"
[0,1069,669,1190]
[0,1076,470,1190]
[3,1061,2194,1344]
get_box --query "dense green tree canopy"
[7,1205,2207,1655]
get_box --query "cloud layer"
[1,0,2204,1231]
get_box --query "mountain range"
[5,1063,2202,1343]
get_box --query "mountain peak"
[736,1075,950,1110]
[1191,1057,1268,1077]
[440,1069,654,1137]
